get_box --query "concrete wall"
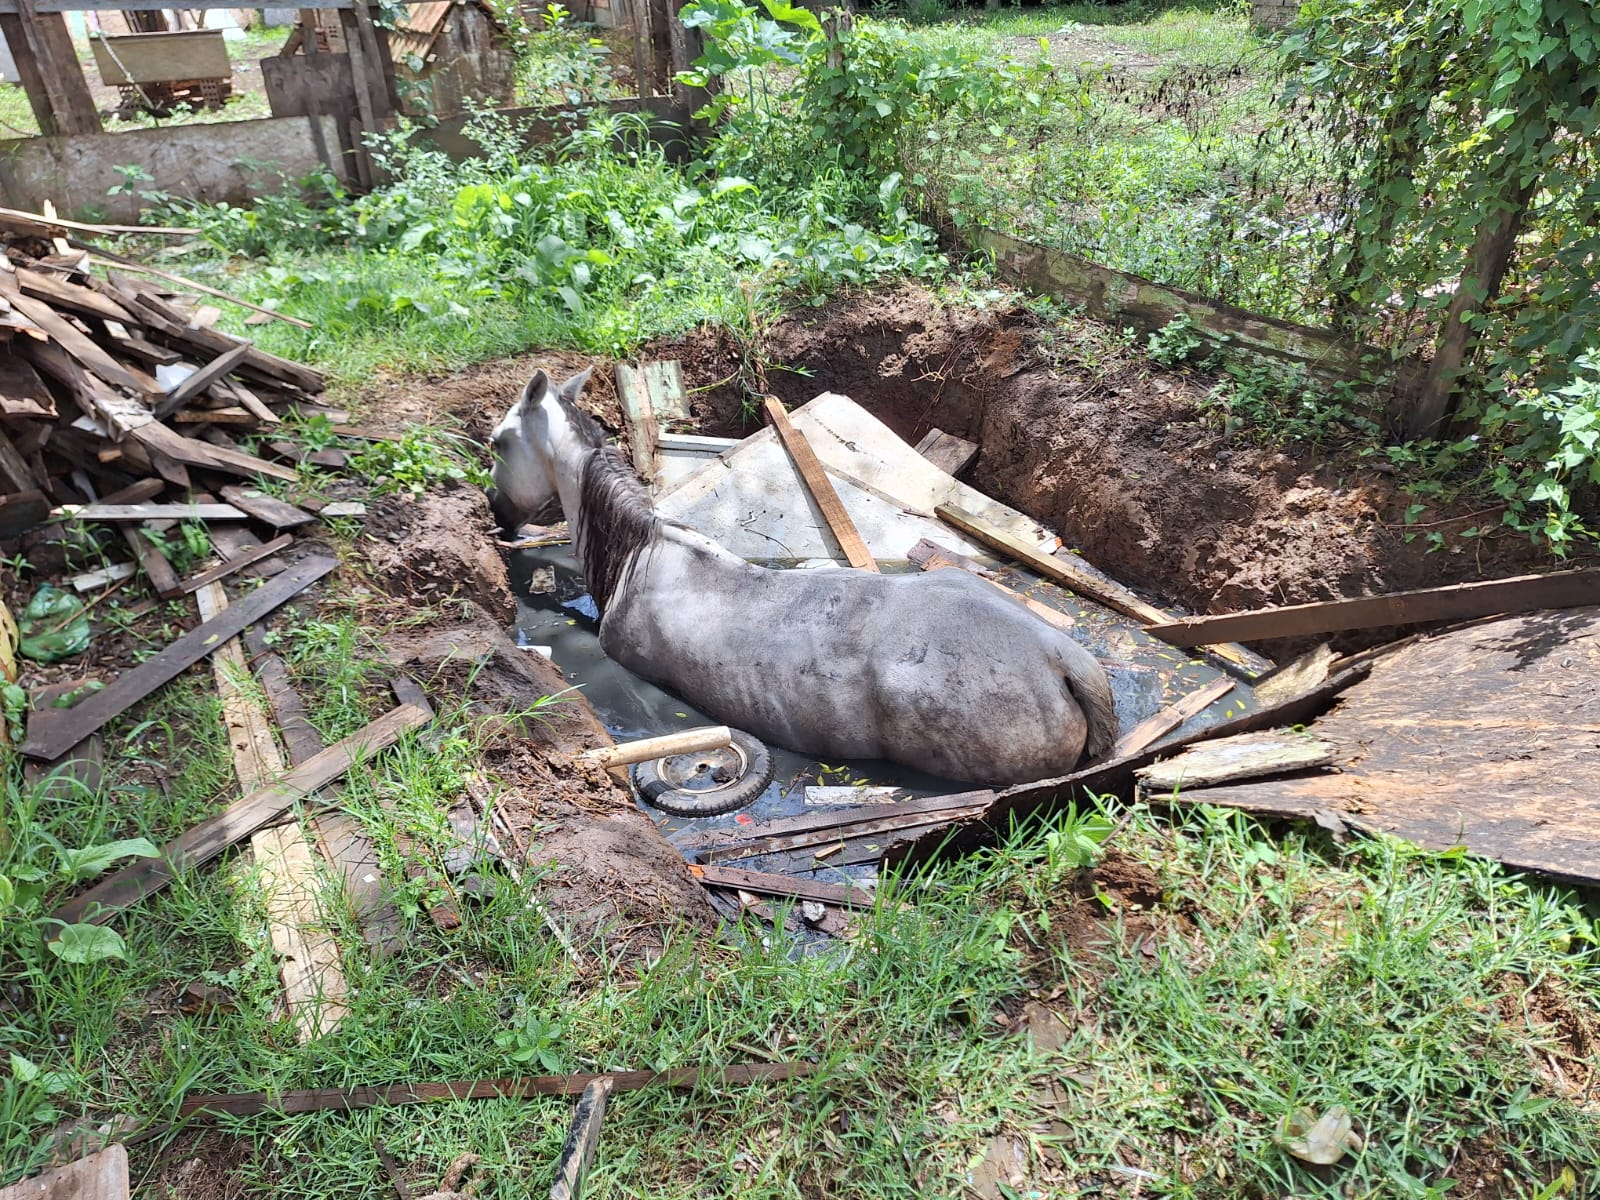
[0,114,350,223]
[1251,0,1301,30]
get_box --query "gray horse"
[487,368,1118,785]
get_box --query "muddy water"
[509,544,1256,882]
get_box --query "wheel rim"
[651,744,752,796]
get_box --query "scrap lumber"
[580,725,733,770]
[913,427,979,477]
[52,502,245,522]
[1143,569,1600,646]
[123,527,183,600]
[195,583,286,791]
[21,556,338,761]
[675,790,995,853]
[763,396,879,571]
[689,863,878,908]
[76,245,314,329]
[935,502,1271,676]
[0,489,49,537]
[615,362,662,485]
[177,534,294,595]
[70,560,137,592]
[1136,730,1335,794]
[0,205,197,239]
[179,1062,814,1119]
[908,538,1076,632]
[218,486,316,530]
[697,799,993,863]
[154,341,256,419]
[1109,676,1236,760]
[1251,644,1336,707]
[52,701,431,924]
[0,1143,128,1200]
[549,1077,613,1200]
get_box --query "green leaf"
[57,837,159,883]
[47,924,128,964]
[10,1052,40,1082]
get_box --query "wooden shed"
[387,0,515,118]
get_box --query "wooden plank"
[51,701,430,923]
[763,396,878,571]
[110,336,182,367]
[549,1076,612,1200]
[70,560,138,592]
[913,428,979,477]
[0,279,149,396]
[154,341,255,419]
[123,288,323,391]
[579,725,731,769]
[615,363,660,485]
[196,582,285,791]
[251,822,352,1042]
[53,503,246,522]
[132,419,300,482]
[0,1143,128,1200]
[178,534,294,595]
[0,353,58,419]
[689,863,878,908]
[1136,730,1335,793]
[0,7,101,137]
[1144,570,1600,647]
[0,205,195,239]
[124,527,183,600]
[0,425,40,491]
[218,486,316,530]
[16,267,135,324]
[21,556,338,761]
[172,407,260,427]
[179,1062,813,1119]
[935,503,1270,676]
[242,624,326,766]
[1110,676,1235,760]
[1251,644,1336,708]
[0,488,49,537]
[674,790,995,852]
[80,250,315,331]
[214,378,282,426]
[699,801,992,863]
[907,538,1077,633]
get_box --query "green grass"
[6,590,1599,1197]
[909,0,1257,65]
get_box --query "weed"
[1145,312,1207,367]
[350,425,492,496]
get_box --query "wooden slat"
[177,534,293,595]
[154,341,255,419]
[173,407,259,427]
[699,802,992,863]
[763,396,878,571]
[21,556,337,761]
[1136,730,1335,794]
[132,419,299,482]
[251,822,352,1042]
[1143,570,1600,647]
[178,1062,814,1119]
[549,1076,612,1200]
[51,701,430,923]
[196,582,285,791]
[124,527,183,600]
[0,1143,128,1200]
[935,503,1270,675]
[674,790,994,852]
[0,278,149,396]
[53,503,246,522]
[689,863,878,908]
[16,266,135,323]
[219,486,316,529]
[1110,676,1235,760]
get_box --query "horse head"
[486,366,593,532]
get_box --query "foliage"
[350,425,492,496]
[513,2,620,106]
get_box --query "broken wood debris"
[51,700,432,924]
[763,395,879,571]
[1143,569,1600,646]
[178,1062,815,1118]
[0,1143,128,1200]
[690,863,879,908]
[913,427,979,477]
[1109,675,1236,760]
[1135,729,1336,794]
[21,556,338,761]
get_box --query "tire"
[630,728,775,817]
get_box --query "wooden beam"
[763,396,878,571]
[219,486,317,530]
[935,503,1270,676]
[615,363,661,484]
[579,725,732,769]
[51,700,431,923]
[549,1077,612,1200]
[177,534,294,595]
[1143,570,1600,647]
[22,556,337,761]
[0,3,101,137]
[154,342,255,419]
[52,503,246,522]
[1110,676,1235,760]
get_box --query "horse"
[486,368,1118,786]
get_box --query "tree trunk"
[1404,177,1538,441]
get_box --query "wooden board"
[907,538,1077,633]
[0,279,149,396]
[615,362,661,485]
[763,396,878,571]
[1110,675,1235,759]
[155,341,255,419]
[935,503,1271,676]
[196,582,284,790]
[0,1144,127,1200]
[675,790,994,853]
[21,556,337,761]
[1164,607,1600,883]
[218,486,316,530]
[124,527,182,599]
[690,863,879,908]
[251,822,351,1043]
[1143,570,1600,647]
[177,534,293,594]
[913,427,979,477]
[178,1061,814,1119]
[52,701,430,923]
[58,502,245,522]
[131,420,300,483]
[549,1077,612,1200]
[1136,729,1334,793]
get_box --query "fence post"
[0,0,103,137]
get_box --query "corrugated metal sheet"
[389,0,454,64]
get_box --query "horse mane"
[574,442,660,613]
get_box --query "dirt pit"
[404,284,1584,666]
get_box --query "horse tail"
[1060,643,1119,761]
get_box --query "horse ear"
[521,370,551,408]
[558,366,593,403]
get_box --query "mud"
[363,480,517,624]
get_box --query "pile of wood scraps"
[0,206,348,546]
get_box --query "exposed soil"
[363,480,518,625]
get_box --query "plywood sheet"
[1172,607,1600,882]
[656,392,1054,565]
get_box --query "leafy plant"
[1146,313,1207,367]
[351,426,492,495]
[493,1009,567,1071]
